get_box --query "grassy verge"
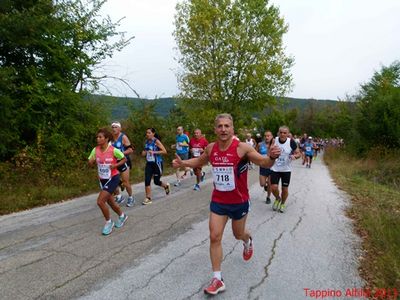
[324,147,400,291]
[0,156,175,216]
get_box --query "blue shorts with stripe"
[210,201,250,220]
[99,174,120,194]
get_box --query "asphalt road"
[0,155,365,300]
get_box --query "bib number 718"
[212,167,235,191]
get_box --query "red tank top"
[210,139,249,204]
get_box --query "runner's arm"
[111,149,126,170]
[172,143,212,169]
[242,143,280,168]
[289,140,301,160]
[88,148,96,167]
[155,140,168,155]
[122,135,134,155]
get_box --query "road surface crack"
[290,206,305,236]
[248,231,284,298]
[33,211,200,299]
[127,237,209,298]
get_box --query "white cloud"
[98,0,400,100]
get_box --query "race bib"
[176,143,182,151]
[98,163,111,179]
[192,148,201,157]
[212,167,235,191]
[146,151,155,162]
[306,146,312,152]
[276,156,286,167]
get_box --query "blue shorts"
[99,174,120,194]
[210,201,250,220]
[259,167,272,177]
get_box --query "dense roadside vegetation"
[324,147,400,292]
[321,62,400,292]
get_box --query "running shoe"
[126,196,135,207]
[272,199,281,211]
[116,195,125,204]
[164,183,171,195]
[204,277,225,295]
[102,221,114,235]
[279,203,286,213]
[142,197,152,205]
[174,180,181,187]
[193,184,200,191]
[201,171,206,182]
[243,237,253,261]
[115,214,128,228]
[266,197,271,204]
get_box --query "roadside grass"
[0,156,175,216]
[324,147,400,291]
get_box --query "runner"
[313,137,320,159]
[171,126,190,186]
[256,130,274,204]
[111,121,135,207]
[245,133,256,169]
[270,126,301,213]
[88,128,128,235]
[294,135,301,148]
[304,136,315,168]
[189,128,209,191]
[172,113,280,295]
[255,133,262,145]
[299,133,307,165]
[245,133,256,148]
[142,128,171,205]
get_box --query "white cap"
[111,122,121,128]
[308,136,312,139]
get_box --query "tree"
[0,0,132,163]
[356,61,400,149]
[174,0,293,122]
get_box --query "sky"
[98,0,400,100]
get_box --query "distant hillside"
[277,97,338,111]
[89,95,177,120]
[90,95,339,120]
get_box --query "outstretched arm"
[241,143,280,168]
[172,143,212,169]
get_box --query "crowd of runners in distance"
[87,114,343,295]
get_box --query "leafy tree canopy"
[0,0,132,164]
[174,0,293,123]
[356,61,400,149]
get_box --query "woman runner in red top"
[173,113,280,295]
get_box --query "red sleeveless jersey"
[210,139,249,204]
